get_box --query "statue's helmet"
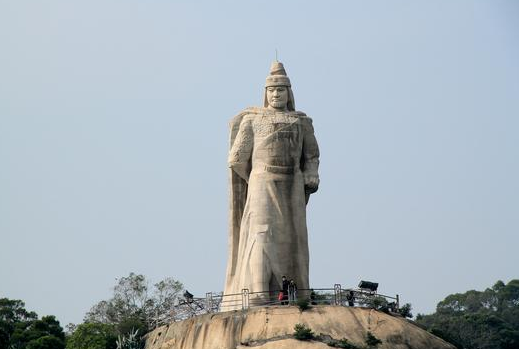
[264,61,296,111]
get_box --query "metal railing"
[149,284,400,329]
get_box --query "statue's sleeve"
[228,117,253,182]
[302,117,320,185]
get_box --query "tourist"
[346,290,355,307]
[288,280,297,304]
[282,276,289,305]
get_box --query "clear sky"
[1,0,518,327]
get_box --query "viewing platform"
[149,282,401,328]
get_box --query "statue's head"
[264,61,296,111]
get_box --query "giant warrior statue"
[224,62,320,306]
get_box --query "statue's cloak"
[225,108,252,293]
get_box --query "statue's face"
[266,86,288,110]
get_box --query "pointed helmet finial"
[265,61,291,87]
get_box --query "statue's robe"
[224,107,319,308]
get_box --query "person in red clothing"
[281,276,289,305]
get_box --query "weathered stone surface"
[237,338,330,348]
[144,306,455,349]
[224,62,320,308]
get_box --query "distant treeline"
[415,279,519,349]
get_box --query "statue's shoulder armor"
[229,107,263,127]
[292,111,314,125]
[292,110,308,118]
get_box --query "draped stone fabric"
[224,106,320,308]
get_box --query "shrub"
[297,298,311,311]
[116,329,141,349]
[326,337,360,348]
[365,296,389,312]
[398,303,413,318]
[293,323,314,341]
[365,331,382,348]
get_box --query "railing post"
[241,288,250,310]
[206,292,213,313]
[334,284,342,305]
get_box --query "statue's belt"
[255,163,300,174]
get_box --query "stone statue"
[224,62,320,307]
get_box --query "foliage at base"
[293,323,314,341]
[326,337,361,348]
[365,331,382,348]
[116,329,141,349]
[297,298,311,311]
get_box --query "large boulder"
[145,305,454,349]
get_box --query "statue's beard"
[269,100,287,109]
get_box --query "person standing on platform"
[282,276,289,305]
[288,279,297,304]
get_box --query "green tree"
[0,299,37,324]
[26,335,64,349]
[0,299,64,349]
[85,273,183,330]
[82,273,183,349]
[0,298,38,349]
[0,325,9,349]
[66,323,117,349]
[416,279,519,349]
[9,316,65,349]
[398,303,413,318]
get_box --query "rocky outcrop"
[144,305,455,349]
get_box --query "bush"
[326,337,360,348]
[365,331,382,347]
[365,297,389,312]
[398,303,413,318]
[297,298,311,311]
[293,323,314,340]
[116,329,141,349]
[66,323,117,349]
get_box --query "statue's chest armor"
[252,115,302,162]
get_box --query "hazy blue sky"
[1,0,518,327]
